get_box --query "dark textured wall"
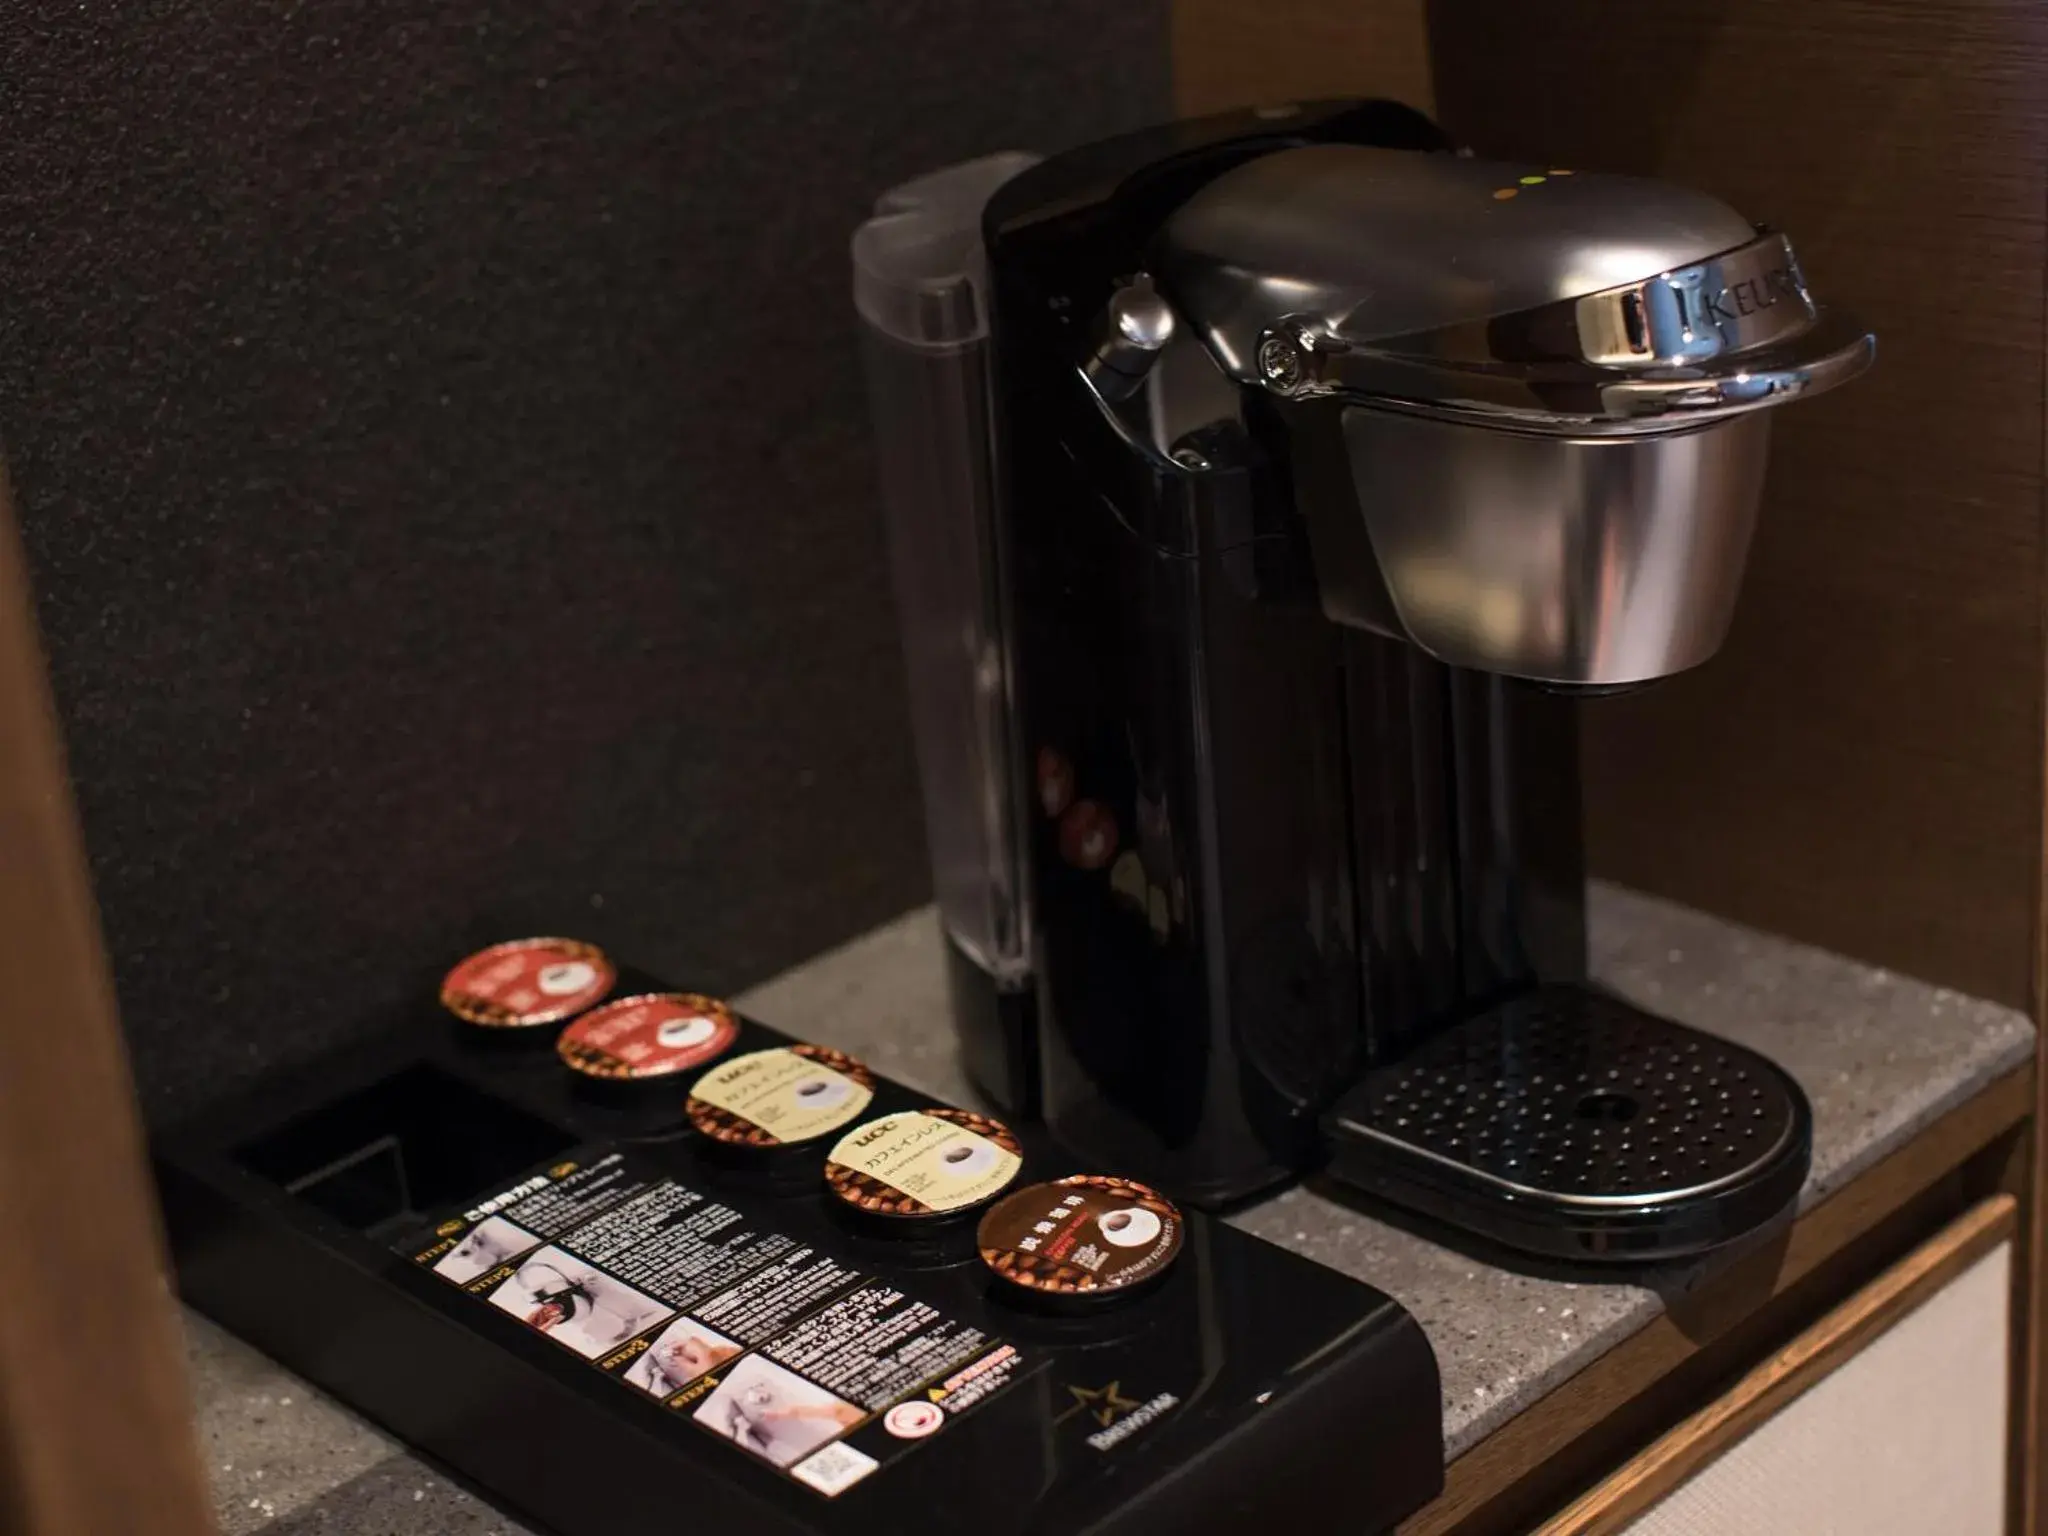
[0,3,1169,1122]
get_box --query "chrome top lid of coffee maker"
[1150,143,1873,434]
[1101,142,1878,687]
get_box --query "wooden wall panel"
[1174,0,2048,1012]
[1174,0,1433,115]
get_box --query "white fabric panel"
[1620,1242,2008,1536]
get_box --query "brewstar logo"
[436,1219,465,1237]
[1056,1380,1142,1430]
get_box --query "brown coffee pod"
[977,1175,1182,1303]
[824,1108,1024,1221]
[684,1044,876,1149]
[441,938,614,1029]
[556,993,739,1082]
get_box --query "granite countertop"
[187,883,2034,1533]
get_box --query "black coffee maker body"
[854,103,1872,1256]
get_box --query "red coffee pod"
[1036,746,1075,818]
[441,938,614,1029]
[977,1174,1182,1304]
[1057,800,1118,870]
[556,993,740,1082]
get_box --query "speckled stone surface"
[186,1312,395,1533]
[185,883,2034,1528]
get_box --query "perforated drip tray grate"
[1323,985,1812,1262]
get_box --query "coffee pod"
[977,1174,1183,1306]
[684,1044,876,1151]
[824,1108,1024,1225]
[556,993,740,1083]
[441,938,614,1030]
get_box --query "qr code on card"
[790,1441,879,1497]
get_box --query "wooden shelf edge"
[1533,1193,2017,1535]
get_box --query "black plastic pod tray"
[155,968,1443,1536]
[1326,985,1812,1262]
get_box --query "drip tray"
[1323,985,1812,1262]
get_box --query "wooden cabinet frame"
[1537,1195,2018,1534]
[0,480,212,1534]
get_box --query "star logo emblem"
[1056,1380,1142,1429]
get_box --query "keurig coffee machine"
[856,101,1874,1259]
